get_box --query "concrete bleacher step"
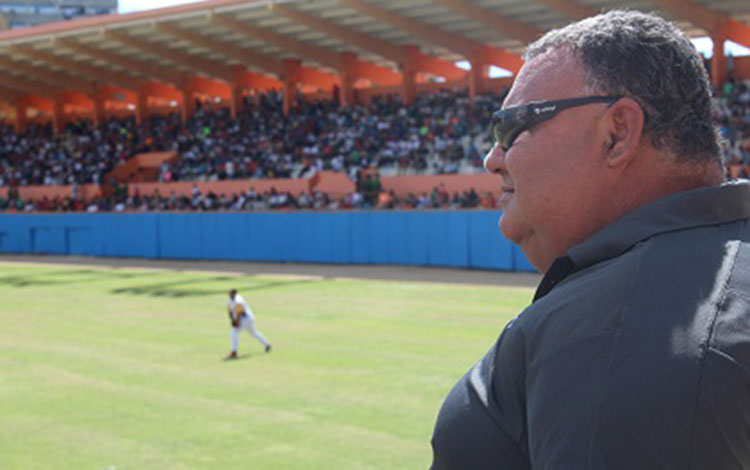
[105,151,178,184]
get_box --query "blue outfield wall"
[0,212,536,272]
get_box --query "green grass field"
[0,261,533,470]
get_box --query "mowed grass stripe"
[0,262,532,470]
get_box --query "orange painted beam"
[23,95,53,112]
[354,78,373,90]
[98,85,137,105]
[725,18,750,48]
[478,45,524,74]
[238,71,281,91]
[185,76,231,100]
[298,67,340,90]
[140,81,183,102]
[348,61,401,86]
[412,50,467,81]
[59,91,94,108]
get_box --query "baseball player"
[226,288,272,359]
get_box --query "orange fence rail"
[0,183,102,201]
[1,171,503,204]
[130,178,311,198]
[381,173,502,197]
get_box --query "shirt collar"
[534,180,750,301]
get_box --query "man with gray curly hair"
[431,10,750,470]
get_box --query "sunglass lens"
[492,114,516,150]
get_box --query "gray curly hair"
[525,10,720,165]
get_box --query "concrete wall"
[0,211,535,272]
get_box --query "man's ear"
[603,97,644,168]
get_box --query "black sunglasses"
[491,96,620,151]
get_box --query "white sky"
[118,0,203,14]
[118,0,749,69]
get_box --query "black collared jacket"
[432,181,750,470]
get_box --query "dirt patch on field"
[0,254,542,288]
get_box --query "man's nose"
[484,143,505,174]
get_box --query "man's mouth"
[500,187,514,204]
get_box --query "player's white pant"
[231,315,270,352]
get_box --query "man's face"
[485,49,613,272]
[229,291,236,300]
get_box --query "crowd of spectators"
[715,77,750,175]
[1,78,749,213]
[154,88,499,182]
[0,117,162,188]
[0,88,503,190]
[0,183,497,212]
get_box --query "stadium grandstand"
[0,0,748,213]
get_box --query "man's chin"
[498,215,525,246]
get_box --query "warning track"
[0,254,541,288]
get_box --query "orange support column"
[401,45,419,106]
[92,86,107,128]
[282,58,301,117]
[52,95,65,134]
[229,65,246,120]
[337,52,357,108]
[14,98,27,134]
[711,26,728,91]
[468,57,489,101]
[136,88,149,127]
[179,85,195,125]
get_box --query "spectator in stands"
[1,87,508,193]
[432,10,750,469]
[2,73,747,213]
